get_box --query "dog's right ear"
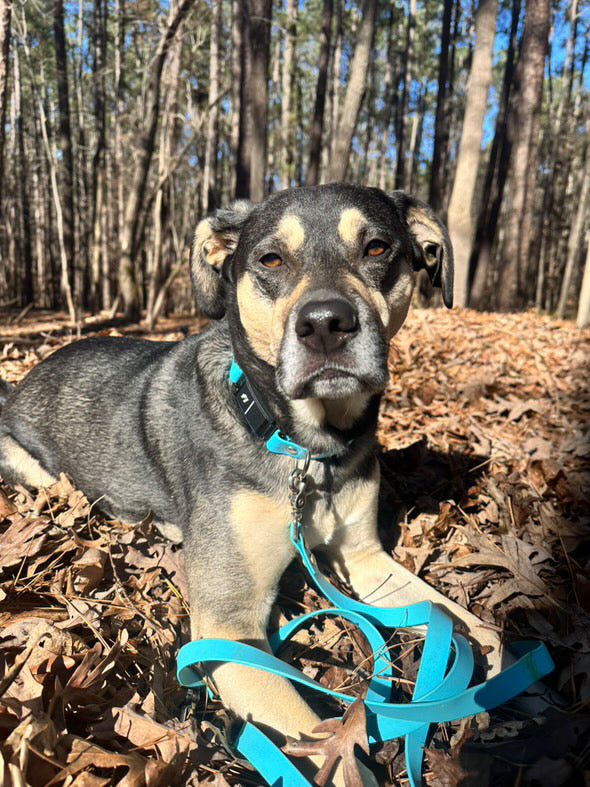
[190,201,255,319]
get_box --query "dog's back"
[0,333,221,525]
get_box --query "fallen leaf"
[283,698,369,787]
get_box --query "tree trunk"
[279,0,296,190]
[0,0,11,212]
[428,0,453,212]
[327,0,377,182]
[118,0,196,322]
[148,5,183,329]
[202,0,222,213]
[469,0,521,308]
[447,0,498,308]
[90,0,107,310]
[378,7,395,192]
[53,0,76,301]
[230,0,242,196]
[235,0,272,201]
[306,0,332,186]
[576,233,590,328]
[328,1,343,175]
[497,0,549,311]
[13,44,33,306]
[395,0,415,189]
[407,85,424,192]
[557,120,590,318]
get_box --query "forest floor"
[0,307,588,787]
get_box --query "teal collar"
[229,360,333,461]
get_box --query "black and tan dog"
[0,184,504,776]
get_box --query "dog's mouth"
[284,361,386,400]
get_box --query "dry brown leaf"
[283,698,369,786]
[72,547,107,593]
[102,704,195,763]
[0,517,48,571]
[0,489,17,519]
[424,746,470,786]
[60,736,146,785]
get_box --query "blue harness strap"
[178,367,554,784]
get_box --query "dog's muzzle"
[277,288,388,399]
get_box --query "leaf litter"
[0,307,589,785]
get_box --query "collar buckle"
[229,360,333,461]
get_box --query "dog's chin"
[285,368,382,400]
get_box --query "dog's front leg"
[327,466,506,674]
[186,491,349,784]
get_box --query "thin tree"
[202,0,222,213]
[90,0,107,310]
[395,0,415,189]
[447,0,498,307]
[469,0,521,307]
[230,0,242,196]
[327,0,378,182]
[0,0,11,212]
[306,0,333,186]
[557,115,590,318]
[576,233,590,328]
[118,0,196,322]
[497,0,550,310]
[429,0,453,212]
[53,0,76,299]
[235,0,272,201]
[279,0,297,190]
[13,44,33,305]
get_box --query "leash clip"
[288,450,310,546]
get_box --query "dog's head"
[191,184,452,404]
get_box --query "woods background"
[0,0,588,327]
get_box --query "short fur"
[0,185,503,781]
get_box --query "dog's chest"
[303,466,378,550]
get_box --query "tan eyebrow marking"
[338,207,367,246]
[276,214,305,253]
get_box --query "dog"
[0,184,505,781]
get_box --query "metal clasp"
[288,449,310,546]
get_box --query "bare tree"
[202,0,222,213]
[326,0,377,182]
[576,233,590,328]
[0,0,11,211]
[395,0,415,189]
[557,115,590,318]
[118,0,196,322]
[447,0,498,307]
[306,0,333,186]
[497,0,550,310]
[53,0,76,297]
[235,0,272,201]
[279,0,297,190]
[428,0,453,212]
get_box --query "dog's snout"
[295,298,359,353]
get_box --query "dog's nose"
[295,298,359,353]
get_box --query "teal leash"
[178,369,554,785]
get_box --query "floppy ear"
[389,191,454,308]
[190,201,255,319]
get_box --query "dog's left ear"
[389,191,454,308]
[190,201,255,319]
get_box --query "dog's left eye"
[365,240,389,258]
[260,253,283,269]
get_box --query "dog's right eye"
[259,253,283,269]
[365,240,390,258]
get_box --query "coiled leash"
[177,363,554,786]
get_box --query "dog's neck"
[227,345,379,461]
